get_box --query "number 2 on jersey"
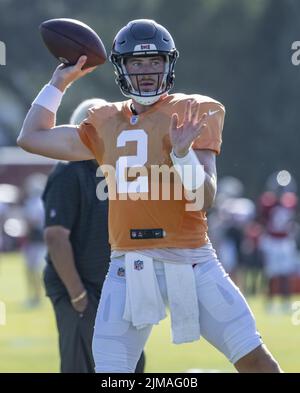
[116,129,148,194]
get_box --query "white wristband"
[170,148,205,191]
[32,84,64,114]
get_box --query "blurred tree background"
[1,0,300,198]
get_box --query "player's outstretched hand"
[169,100,207,158]
[50,55,97,92]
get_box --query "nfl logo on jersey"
[130,115,139,125]
[134,259,144,270]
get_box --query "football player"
[258,171,298,312]
[17,19,281,372]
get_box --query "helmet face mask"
[110,19,179,105]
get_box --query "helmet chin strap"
[131,94,162,106]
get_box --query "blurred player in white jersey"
[22,173,47,307]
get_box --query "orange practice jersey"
[78,93,225,250]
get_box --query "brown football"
[39,18,107,69]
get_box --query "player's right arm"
[17,56,96,161]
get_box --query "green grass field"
[0,253,300,373]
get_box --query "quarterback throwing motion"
[18,19,281,373]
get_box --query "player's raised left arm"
[194,149,217,209]
[169,100,217,209]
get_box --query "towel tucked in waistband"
[123,252,166,329]
[123,252,200,344]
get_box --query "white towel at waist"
[123,252,200,344]
[123,252,166,329]
[164,262,200,344]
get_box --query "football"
[39,18,107,69]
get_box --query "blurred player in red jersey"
[258,170,298,312]
[17,19,281,372]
